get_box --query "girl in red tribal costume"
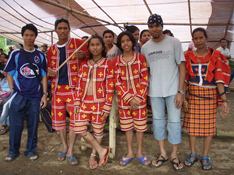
[113,31,150,166]
[183,28,230,171]
[74,35,114,169]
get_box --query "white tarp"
[0,0,233,54]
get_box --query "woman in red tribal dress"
[183,28,230,171]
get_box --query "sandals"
[89,153,98,170]
[28,152,38,161]
[0,126,9,135]
[136,156,151,166]
[89,160,98,170]
[4,153,18,162]
[58,152,67,161]
[99,147,110,167]
[170,158,185,172]
[118,157,133,166]
[151,155,168,168]
[66,155,79,166]
[184,154,198,167]
[200,157,212,171]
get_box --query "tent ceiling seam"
[92,0,123,31]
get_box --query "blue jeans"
[9,93,40,156]
[150,95,182,145]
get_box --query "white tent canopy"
[0,0,233,54]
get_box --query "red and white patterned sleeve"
[102,60,115,113]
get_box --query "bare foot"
[171,157,184,170]
[98,148,109,166]
[89,154,98,169]
[202,159,212,170]
[119,153,134,166]
[151,155,168,167]
[136,153,150,165]
[184,156,196,166]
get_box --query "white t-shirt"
[216,46,231,57]
[106,44,118,61]
[216,46,231,64]
[141,35,185,97]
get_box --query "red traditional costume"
[74,58,114,136]
[183,48,230,136]
[113,53,148,132]
[47,38,89,131]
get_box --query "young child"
[113,31,150,166]
[74,35,114,169]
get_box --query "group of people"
[2,13,231,172]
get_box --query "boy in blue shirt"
[4,24,48,161]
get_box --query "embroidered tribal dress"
[183,48,230,136]
[113,53,148,132]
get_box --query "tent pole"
[66,0,70,38]
[51,31,53,46]
[187,0,192,35]
[39,0,115,26]
[143,0,152,15]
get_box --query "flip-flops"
[99,147,110,167]
[4,153,18,162]
[66,155,79,166]
[28,152,38,161]
[58,152,67,161]
[136,156,151,166]
[184,154,198,167]
[151,155,168,168]
[89,161,98,170]
[200,157,212,171]
[118,157,133,166]
[0,126,9,135]
[170,158,185,172]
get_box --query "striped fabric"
[183,83,218,136]
[120,118,147,132]
[75,95,107,136]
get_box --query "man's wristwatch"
[178,91,184,95]
[43,92,48,96]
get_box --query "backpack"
[40,102,54,132]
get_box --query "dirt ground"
[1,92,234,175]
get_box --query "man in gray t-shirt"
[141,14,186,171]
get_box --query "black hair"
[220,38,227,43]
[192,27,208,38]
[163,29,173,36]
[87,35,106,59]
[21,24,38,37]
[140,29,150,39]
[0,49,3,51]
[103,30,114,37]
[125,25,139,34]
[55,18,70,28]
[0,53,8,59]
[116,31,136,52]
[81,36,88,40]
